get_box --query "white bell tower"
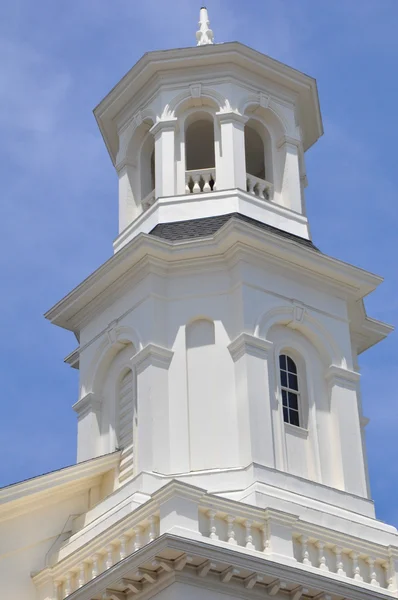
[38,8,398,600]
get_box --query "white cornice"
[41,533,397,600]
[94,41,323,163]
[45,215,386,334]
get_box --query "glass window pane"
[288,373,298,390]
[282,389,288,406]
[287,356,297,373]
[289,409,300,427]
[281,371,288,387]
[288,392,298,410]
[279,354,287,369]
[283,406,289,423]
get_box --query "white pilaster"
[73,393,102,463]
[278,135,303,213]
[151,120,177,198]
[217,112,247,191]
[228,333,275,467]
[326,366,367,497]
[131,344,174,474]
[117,159,137,233]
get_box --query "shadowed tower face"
[1,8,396,600]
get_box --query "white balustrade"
[294,534,390,590]
[185,168,216,194]
[46,514,160,599]
[246,173,273,201]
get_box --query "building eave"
[94,41,323,164]
[0,452,120,515]
[45,217,384,334]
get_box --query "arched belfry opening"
[185,112,215,193]
[244,119,273,200]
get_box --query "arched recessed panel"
[186,318,215,348]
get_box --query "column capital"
[72,393,102,418]
[326,365,360,389]
[277,135,302,150]
[228,333,273,362]
[150,118,178,137]
[216,111,248,126]
[131,343,174,374]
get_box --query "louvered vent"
[118,369,134,482]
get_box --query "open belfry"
[1,7,397,600]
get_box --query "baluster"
[91,554,100,579]
[261,523,270,554]
[352,551,362,581]
[134,526,142,552]
[226,515,237,545]
[119,534,128,560]
[148,515,156,543]
[78,563,86,589]
[208,510,218,540]
[335,546,345,576]
[105,545,113,570]
[263,184,270,200]
[246,176,254,194]
[387,557,395,591]
[301,536,311,566]
[245,520,255,550]
[192,174,201,194]
[202,173,211,192]
[367,557,379,586]
[64,573,72,598]
[185,177,191,194]
[317,541,328,571]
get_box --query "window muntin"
[279,354,300,427]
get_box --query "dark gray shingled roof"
[149,213,320,252]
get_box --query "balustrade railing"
[39,513,160,599]
[246,173,273,201]
[185,168,216,194]
[294,532,391,590]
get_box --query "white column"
[116,159,137,233]
[228,333,275,467]
[73,393,102,462]
[216,112,247,191]
[277,135,303,213]
[131,344,174,474]
[150,119,177,198]
[326,366,367,497]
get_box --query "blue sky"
[0,1,397,525]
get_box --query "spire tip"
[196,7,214,46]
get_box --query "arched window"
[279,354,300,427]
[245,124,266,180]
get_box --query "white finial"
[196,7,214,46]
